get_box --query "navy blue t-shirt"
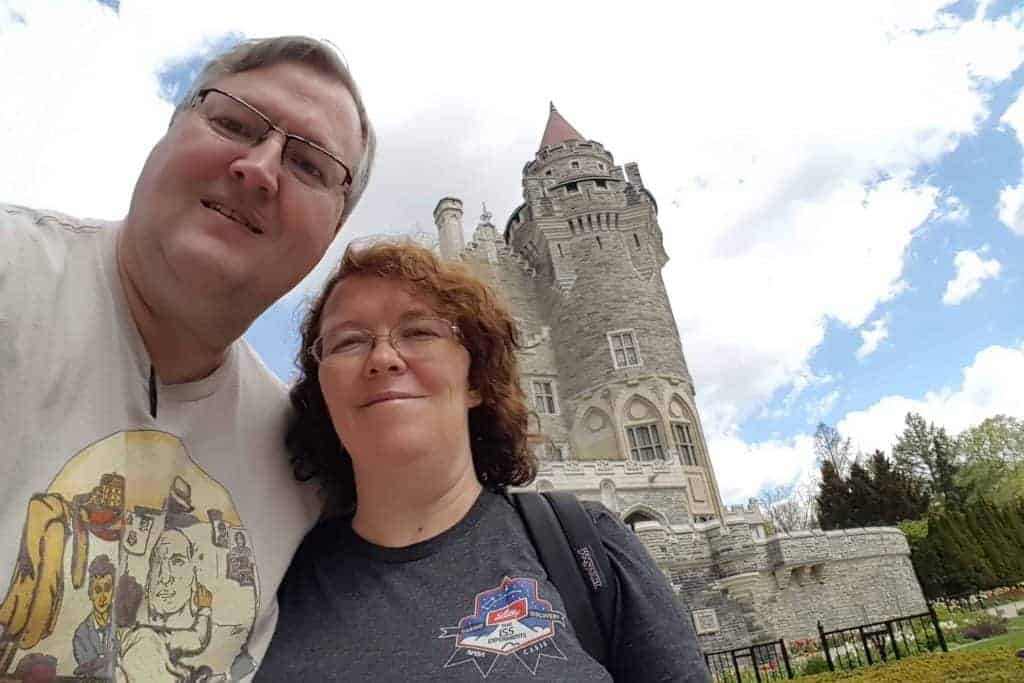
[258,490,709,681]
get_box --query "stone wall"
[633,516,928,649]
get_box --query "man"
[0,35,376,680]
[73,555,116,677]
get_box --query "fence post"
[779,639,793,679]
[817,620,834,672]
[731,651,742,683]
[885,620,901,660]
[859,626,872,665]
[927,602,948,652]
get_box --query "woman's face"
[316,274,481,467]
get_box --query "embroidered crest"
[439,576,567,678]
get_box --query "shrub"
[962,613,1008,641]
[800,656,830,675]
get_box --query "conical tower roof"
[539,102,584,150]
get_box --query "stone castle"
[433,104,927,650]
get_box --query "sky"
[2,0,1022,504]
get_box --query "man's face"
[89,574,113,617]
[146,531,195,618]
[124,60,363,314]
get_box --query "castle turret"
[504,104,727,525]
[433,197,465,261]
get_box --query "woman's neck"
[350,450,482,548]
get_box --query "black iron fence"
[816,603,947,673]
[705,639,793,683]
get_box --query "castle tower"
[433,197,465,261]
[430,105,929,653]
[503,104,727,525]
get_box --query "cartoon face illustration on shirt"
[0,430,260,681]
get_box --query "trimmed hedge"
[798,647,1023,682]
[907,501,1024,598]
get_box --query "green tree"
[893,413,936,483]
[816,460,850,531]
[868,450,930,523]
[957,415,1024,463]
[892,413,968,510]
[847,461,875,527]
[933,429,966,510]
[956,416,1024,506]
[815,451,929,529]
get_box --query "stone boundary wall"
[628,518,926,649]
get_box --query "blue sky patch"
[740,69,1024,452]
[156,32,245,107]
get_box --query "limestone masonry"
[434,104,927,650]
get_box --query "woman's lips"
[361,392,423,407]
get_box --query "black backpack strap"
[541,491,617,644]
[510,491,615,668]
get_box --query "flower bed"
[798,646,1024,682]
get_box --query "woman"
[257,241,708,681]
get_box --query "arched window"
[669,396,703,467]
[623,397,666,462]
[672,422,698,466]
[624,510,658,531]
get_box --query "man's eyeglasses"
[312,317,461,364]
[192,88,353,192]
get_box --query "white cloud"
[942,248,1002,305]
[2,2,1023,500]
[856,316,890,360]
[997,86,1024,235]
[709,433,817,504]
[838,342,1024,454]
[997,183,1024,236]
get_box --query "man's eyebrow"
[235,91,342,157]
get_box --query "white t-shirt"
[0,204,321,681]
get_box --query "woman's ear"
[467,386,483,409]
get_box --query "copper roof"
[539,102,585,150]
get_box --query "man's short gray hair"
[174,35,376,226]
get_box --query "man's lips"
[200,199,264,235]
[361,392,423,407]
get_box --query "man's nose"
[229,134,283,197]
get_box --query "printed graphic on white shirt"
[439,576,567,678]
[0,430,260,681]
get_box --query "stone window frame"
[571,160,581,169]
[566,181,580,194]
[530,378,559,415]
[607,329,642,369]
[625,422,666,462]
[671,421,699,466]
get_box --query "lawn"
[951,614,1024,652]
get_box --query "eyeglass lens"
[199,91,348,189]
